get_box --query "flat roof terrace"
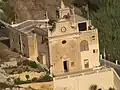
[54,66,111,80]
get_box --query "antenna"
[45,11,49,30]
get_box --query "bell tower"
[48,0,77,38]
[59,0,71,19]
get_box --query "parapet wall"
[54,67,119,90]
[113,68,120,89]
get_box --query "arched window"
[80,40,89,51]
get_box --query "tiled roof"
[11,19,49,35]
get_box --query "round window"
[62,40,67,44]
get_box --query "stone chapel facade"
[48,0,100,76]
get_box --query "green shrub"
[22,60,38,69]
[14,75,53,84]
[29,61,37,69]
[36,74,53,82]
[14,77,32,85]
[22,60,29,66]
[15,80,32,85]
[32,77,37,82]
[17,61,22,66]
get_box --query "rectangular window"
[71,62,75,67]
[92,36,95,40]
[84,59,89,68]
[41,36,44,44]
[78,22,87,31]
[93,49,98,53]
[63,61,69,72]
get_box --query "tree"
[89,0,120,62]
[73,0,88,7]
[0,0,15,23]
[25,75,30,81]
[74,0,120,62]
[0,2,6,20]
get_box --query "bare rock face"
[9,0,45,22]
[9,0,57,23]
[0,68,8,83]
[0,68,14,85]
[8,0,75,23]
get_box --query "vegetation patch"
[0,0,15,23]
[22,60,38,69]
[14,74,53,85]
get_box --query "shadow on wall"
[0,39,10,48]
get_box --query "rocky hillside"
[8,0,86,23]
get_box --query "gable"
[48,20,78,37]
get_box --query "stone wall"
[18,82,53,90]
[37,35,49,68]
[9,27,39,60]
[113,69,120,89]
[54,67,119,90]
[9,29,29,58]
